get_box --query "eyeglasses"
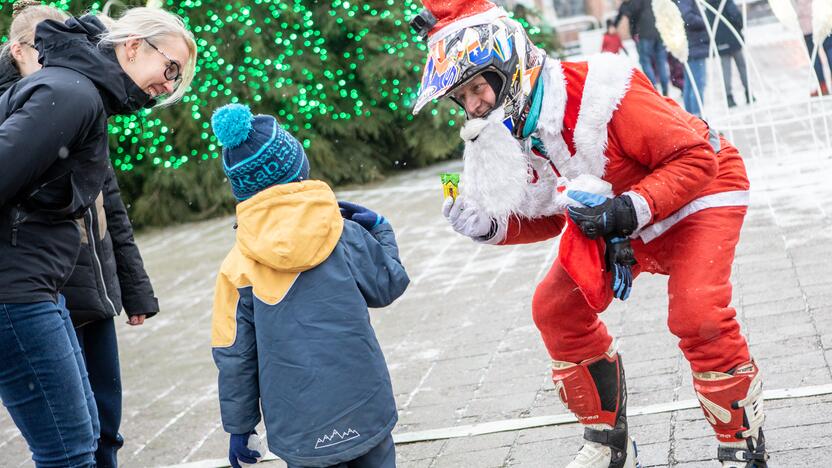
[144,38,182,84]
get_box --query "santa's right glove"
[228,431,262,468]
[442,196,497,241]
[606,236,636,300]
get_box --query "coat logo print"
[696,392,732,425]
[314,427,361,449]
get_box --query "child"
[601,19,626,55]
[209,104,410,468]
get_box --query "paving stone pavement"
[2,20,832,468]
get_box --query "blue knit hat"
[211,104,310,201]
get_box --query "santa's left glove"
[566,191,638,239]
[338,201,387,231]
[606,236,636,301]
[229,431,262,468]
[442,196,497,241]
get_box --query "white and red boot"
[693,361,768,467]
[551,343,641,468]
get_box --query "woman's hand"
[127,314,146,326]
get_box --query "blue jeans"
[0,297,99,467]
[804,33,832,85]
[636,37,670,95]
[684,58,708,117]
[76,317,123,468]
[286,434,396,468]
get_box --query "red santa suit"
[482,54,751,375]
[415,0,766,461]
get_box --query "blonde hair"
[98,6,197,107]
[3,0,68,67]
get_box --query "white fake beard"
[460,111,562,224]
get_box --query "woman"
[1,2,162,466]
[706,0,752,107]
[0,6,195,467]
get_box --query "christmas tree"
[0,0,558,227]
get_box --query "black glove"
[605,236,636,301]
[566,191,638,239]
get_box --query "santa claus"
[410,1,767,467]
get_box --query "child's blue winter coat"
[211,180,409,467]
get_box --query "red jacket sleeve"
[606,70,718,222]
[498,214,566,245]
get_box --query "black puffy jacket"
[0,55,21,95]
[0,15,153,304]
[63,164,159,328]
[705,0,744,56]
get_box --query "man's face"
[450,74,497,119]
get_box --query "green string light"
[0,0,554,176]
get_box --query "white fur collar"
[535,53,634,179]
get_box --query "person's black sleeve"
[0,82,97,206]
[102,164,160,318]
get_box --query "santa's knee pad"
[551,343,632,467]
[693,360,768,466]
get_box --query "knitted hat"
[211,104,310,201]
[421,0,499,40]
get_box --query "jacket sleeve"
[343,221,410,308]
[679,0,707,31]
[723,0,743,30]
[614,1,631,25]
[0,82,97,207]
[608,71,718,223]
[102,164,159,317]
[498,214,566,245]
[212,284,261,435]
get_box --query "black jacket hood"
[0,54,22,96]
[34,15,155,115]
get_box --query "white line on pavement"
[164,383,832,468]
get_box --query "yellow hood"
[234,180,343,272]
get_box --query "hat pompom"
[212,104,253,149]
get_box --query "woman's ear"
[123,37,143,61]
[9,42,25,64]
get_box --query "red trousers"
[532,206,750,373]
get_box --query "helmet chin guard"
[412,9,546,137]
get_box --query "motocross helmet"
[411,1,547,137]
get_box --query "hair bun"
[12,0,43,18]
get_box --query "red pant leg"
[659,206,750,373]
[532,258,614,362]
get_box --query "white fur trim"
[534,60,570,173]
[623,191,653,233]
[571,53,634,178]
[535,55,634,180]
[553,174,614,214]
[428,7,508,46]
[638,190,750,243]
